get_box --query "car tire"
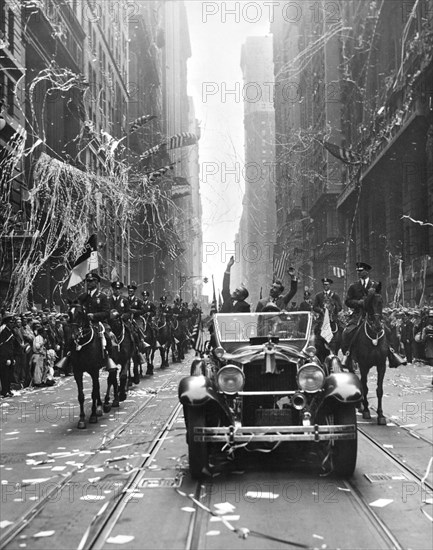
[186,406,209,479]
[331,403,357,478]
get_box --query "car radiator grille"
[241,360,298,426]
[244,360,297,392]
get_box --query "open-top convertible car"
[178,312,362,478]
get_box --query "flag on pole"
[320,308,333,344]
[273,250,290,281]
[218,291,223,312]
[191,311,207,354]
[67,234,98,289]
[129,114,157,134]
[210,275,218,314]
[332,266,346,278]
[322,141,364,165]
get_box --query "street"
[1,354,432,549]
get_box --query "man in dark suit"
[220,256,250,313]
[256,267,298,312]
[313,277,343,323]
[0,313,20,397]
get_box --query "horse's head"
[68,301,89,326]
[364,282,383,329]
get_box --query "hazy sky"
[185,1,270,298]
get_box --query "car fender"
[322,372,362,403]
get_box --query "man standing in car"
[220,256,250,313]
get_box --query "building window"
[8,9,14,54]
[0,0,5,39]
[7,77,14,116]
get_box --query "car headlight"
[297,363,325,392]
[217,365,244,395]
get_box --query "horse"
[65,303,104,429]
[107,312,135,402]
[133,314,157,375]
[170,315,189,362]
[155,310,172,368]
[350,288,389,425]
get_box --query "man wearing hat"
[109,281,131,321]
[313,278,342,320]
[0,313,20,397]
[75,273,112,361]
[142,290,156,317]
[341,262,375,370]
[221,256,251,313]
[256,267,298,312]
[126,282,144,317]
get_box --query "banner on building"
[322,141,364,165]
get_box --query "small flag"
[210,275,217,314]
[191,312,207,354]
[322,141,363,165]
[332,266,346,278]
[273,250,289,281]
[166,132,198,150]
[67,234,98,289]
[129,115,157,134]
[320,308,333,344]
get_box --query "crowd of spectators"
[0,307,69,397]
[1,302,433,398]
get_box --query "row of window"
[0,0,15,54]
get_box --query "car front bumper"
[193,424,356,443]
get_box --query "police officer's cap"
[127,281,137,290]
[356,262,372,272]
[322,277,334,284]
[160,295,167,301]
[142,290,150,297]
[111,281,124,289]
[86,272,101,282]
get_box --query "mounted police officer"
[141,290,156,317]
[341,262,405,370]
[126,281,144,348]
[76,272,113,364]
[341,262,375,371]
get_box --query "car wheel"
[331,404,357,478]
[186,407,209,479]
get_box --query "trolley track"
[0,365,188,549]
[78,401,185,550]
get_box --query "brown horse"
[351,289,388,425]
[65,303,104,429]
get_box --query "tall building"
[240,35,276,305]
[272,6,346,298]
[272,0,432,304]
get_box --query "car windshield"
[214,312,311,343]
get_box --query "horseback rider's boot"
[387,347,407,368]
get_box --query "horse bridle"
[364,315,385,346]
